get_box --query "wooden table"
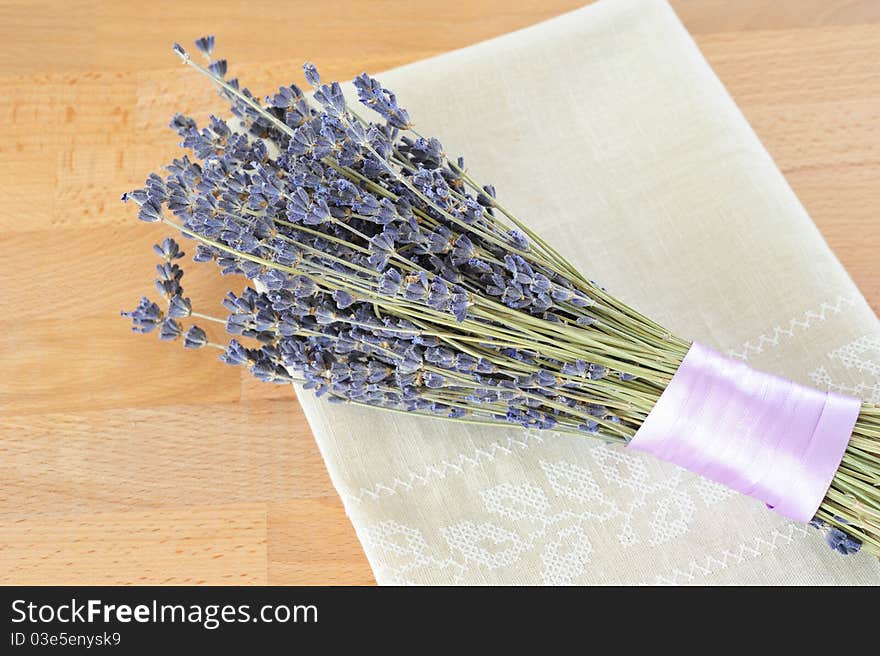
[1,0,878,585]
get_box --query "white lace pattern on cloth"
[294,0,880,584]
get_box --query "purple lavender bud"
[313,81,346,117]
[501,284,523,305]
[269,84,303,109]
[158,318,182,341]
[588,364,606,380]
[208,59,228,78]
[529,273,551,294]
[225,313,247,336]
[477,184,497,207]
[290,122,317,156]
[257,269,287,291]
[423,371,446,388]
[303,62,321,87]
[121,297,163,334]
[395,196,413,220]
[369,232,394,253]
[155,278,181,297]
[468,257,491,273]
[561,360,588,377]
[153,237,184,260]
[289,275,317,297]
[403,272,429,302]
[332,290,356,309]
[569,290,593,308]
[424,347,455,368]
[426,279,450,310]
[121,191,138,204]
[354,193,380,217]
[461,199,483,224]
[364,199,392,226]
[550,286,573,302]
[194,35,215,57]
[826,527,861,555]
[155,262,183,283]
[138,200,162,223]
[307,198,331,225]
[587,404,607,417]
[507,229,529,251]
[314,304,337,325]
[183,325,207,349]
[452,354,477,373]
[378,269,402,296]
[144,173,168,204]
[450,234,474,265]
[475,359,495,374]
[169,113,197,136]
[287,188,312,223]
[399,135,443,168]
[167,295,192,318]
[221,340,249,366]
[450,290,469,322]
[353,73,411,129]
[426,226,453,254]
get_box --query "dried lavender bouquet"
[123,37,880,559]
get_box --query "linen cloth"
[299,0,880,584]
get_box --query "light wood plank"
[1,504,269,585]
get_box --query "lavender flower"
[209,59,228,78]
[353,73,411,129]
[167,295,192,318]
[303,62,321,87]
[158,318,182,341]
[183,325,208,349]
[826,526,861,555]
[121,37,880,560]
[194,35,215,57]
[154,237,185,260]
[121,297,163,334]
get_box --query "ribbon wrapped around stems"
[628,342,862,522]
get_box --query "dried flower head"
[121,36,880,558]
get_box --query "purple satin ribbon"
[628,341,861,522]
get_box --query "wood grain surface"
[1,0,878,585]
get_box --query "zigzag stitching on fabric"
[726,295,858,361]
[652,524,808,584]
[810,365,880,403]
[813,378,880,403]
[344,432,546,503]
